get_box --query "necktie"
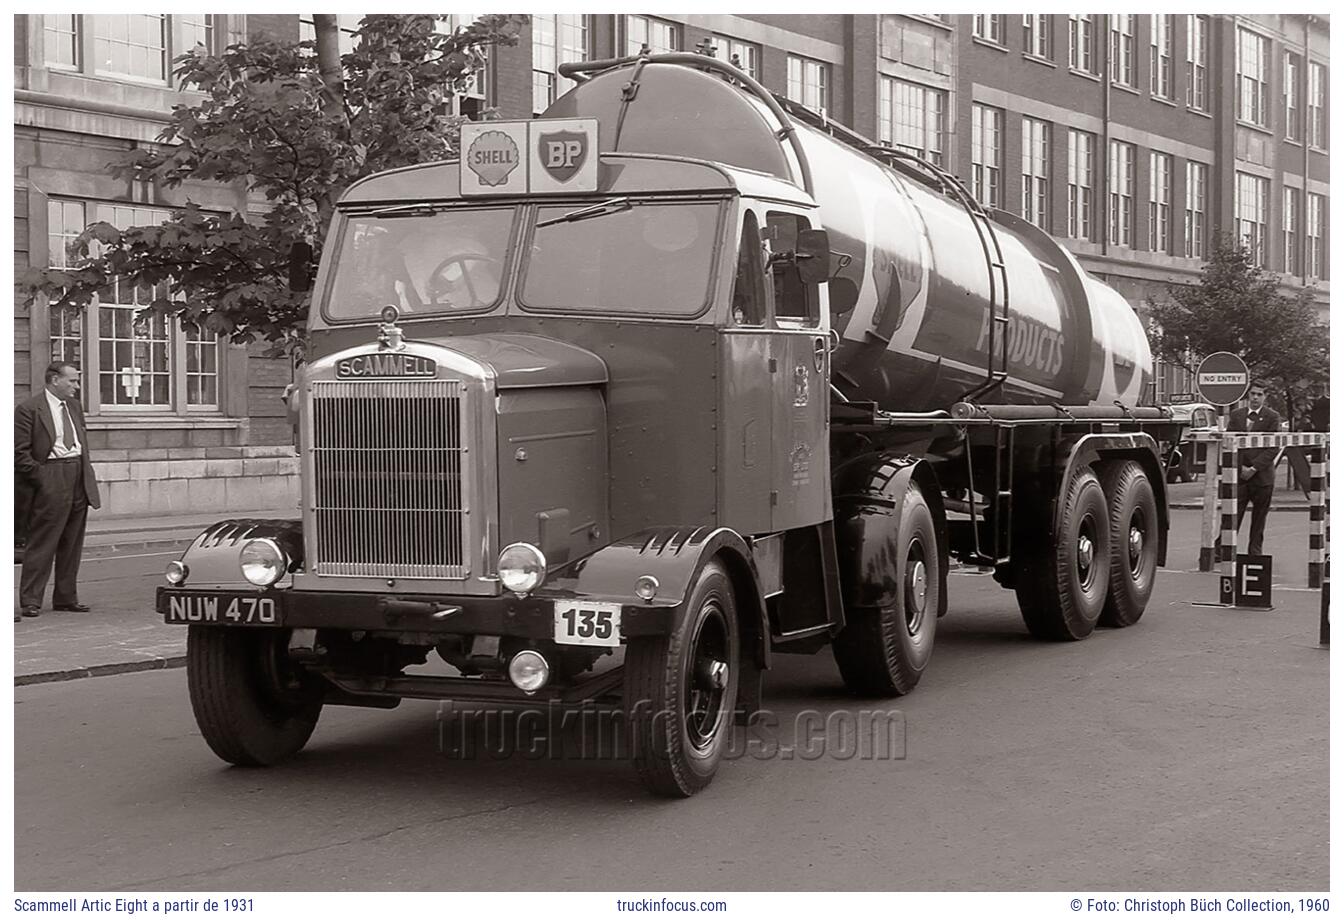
[60,402,74,450]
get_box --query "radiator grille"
[310,379,468,578]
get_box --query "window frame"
[1186,15,1209,111]
[786,54,831,116]
[1022,15,1051,60]
[1150,15,1173,99]
[1021,117,1050,229]
[1108,140,1136,247]
[1110,14,1136,87]
[1067,128,1095,240]
[1148,151,1172,254]
[970,104,1004,209]
[1184,161,1208,260]
[878,76,947,166]
[1284,51,1302,142]
[1069,14,1096,74]
[1306,192,1326,279]
[1234,171,1269,267]
[973,14,1006,46]
[1236,27,1270,128]
[712,33,761,82]
[532,13,589,116]
[625,14,680,55]
[1308,62,1328,149]
[1283,186,1301,275]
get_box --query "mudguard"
[171,519,304,590]
[551,526,772,668]
[833,454,949,617]
[1059,433,1169,565]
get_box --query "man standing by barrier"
[1228,381,1281,556]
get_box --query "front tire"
[624,561,740,797]
[1099,461,1159,627]
[187,626,324,766]
[832,484,939,696]
[1015,467,1110,641]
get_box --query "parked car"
[1165,402,1221,483]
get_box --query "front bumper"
[156,585,677,639]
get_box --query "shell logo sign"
[460,119,599,197]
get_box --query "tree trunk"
[313,15,344,124]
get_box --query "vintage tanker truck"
[157,54,1182,796]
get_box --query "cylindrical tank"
[546,61,1152,410]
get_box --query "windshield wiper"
[535,197,632,229]
[367,203,439,216]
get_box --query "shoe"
[19,606,41,618]
[53,602,91,612]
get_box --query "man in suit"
[1227,380,1282,557]
[15,361,102,621]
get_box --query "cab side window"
[766,212,819,326]
[730,212,766,326]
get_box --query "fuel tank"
[546,60,1151,410]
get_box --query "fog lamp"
[498,542,546,595]
[165,560,189,586]
[634,574,660,601]
[240,538,288,587]
[508,649,550,694]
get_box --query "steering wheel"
[426,255,498,307]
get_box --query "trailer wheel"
[1015,467,1110,640]
[832,484,939,696]
[624,561,740,797]
[187,626,323,766]
[1099,461,1159,627]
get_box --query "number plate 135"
[553,600,622,647]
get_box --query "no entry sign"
[1196,352,1250,406]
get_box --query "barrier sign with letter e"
[1218,554,1273,607]
[1196,351,1250,406]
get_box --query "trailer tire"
[187,626,323,766]
[832,485,939,696]
[624,561,740,797]
[1015,467,1110,641]
[1099,460,1159,627]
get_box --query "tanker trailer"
[156,52,1183,798]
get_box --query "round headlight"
[498,542,546,595]
[508,650,551,694]
[165,560,189,586]
[240,538,288,587]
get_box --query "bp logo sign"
[537,130,588,183]
[465,130,520,188]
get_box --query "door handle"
[812,336,827,373]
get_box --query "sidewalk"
[14,505,294,686]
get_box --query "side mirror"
[795,229,832,286]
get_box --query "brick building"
[12,14,1330,516]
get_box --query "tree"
[1147,235,1328,423]
[18,14,526,354]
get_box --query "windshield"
[324,208,514,320]
[520,201,722,316]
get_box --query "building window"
[45,200,221,412]
[1284,52,1302,141]
[1022,117,1050,229]
[879,77,946,166]
[1234,172,1269,267]
[626,15,679,55]
[1308,62,1327,148]
[43,14,79,69]
[1069,15,1095,74]
[1283,186,1301,276]
[1236,28,1269,127]
[1184,161,1207,259]
[973,15,1006,45]
[1108,141,1135,247]
[1306,193,1326,279]
[1022,15,1051,59]
[1067,129,1095,240]
[1110,15,1135,87]
[532,14,587,115]
[1148,152,1172,254]
[787,54,830,115]
[1150,15,1173,99]
[970,104,1003,208]
[712,34,760,82]
[178,14,214,52]
[92,14,167,82]
[1186,15,1209,111]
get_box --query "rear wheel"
[624,561,740,797]
[832,484,939,696]
[187,626,324,766]
[1015,467,1110,641]
[1099,461,1159,627]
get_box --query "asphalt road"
[14,511,1327,891]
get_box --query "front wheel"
[187,626,324,766]
[624,561,740,797]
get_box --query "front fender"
[171,519,304,590]
[550,526,771,668]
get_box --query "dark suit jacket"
[14,392,101,509]
[1228,405,1282,489]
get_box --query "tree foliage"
[18,14,525,352]
[1147,235,1328,421]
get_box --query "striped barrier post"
[1198,430,1220,571]
[1308,444,1326,588]
[1219,434,1238,583]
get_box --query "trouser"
[19,459,89,608]
[1235,480,1274,557]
